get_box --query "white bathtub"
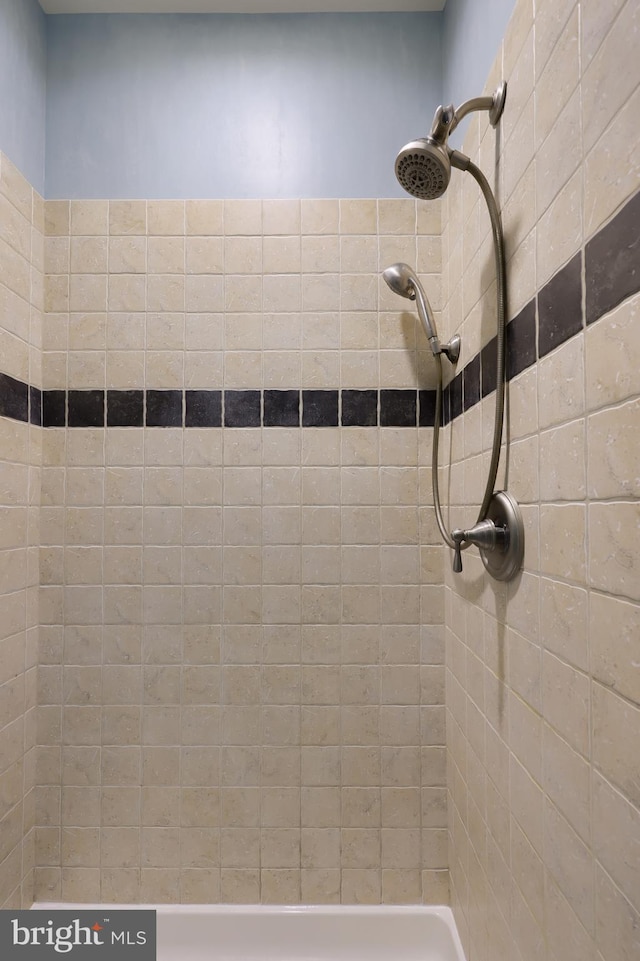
[34,904,466,961]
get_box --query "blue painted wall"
[0,0,516,199]
[442,0,517,148]
[45,13,442,199]
[0,0,47,194]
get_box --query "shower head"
[383,262,440,355]
[394,83,507,200]
[395,138,451,200]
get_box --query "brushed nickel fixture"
[452,490,524,582]
[382,263,460,364]
[385,81,524,582]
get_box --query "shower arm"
[439,82,507,139]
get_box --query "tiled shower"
[0,0,639,960]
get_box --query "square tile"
[341,390,378,427]
[224,390,261,428]
[463,354,481,411]
[538,252,583,358]
[380,390,417,428]
[186,391,223,428]
[0,372,29,422]
[302,390,339,428]
[264,390,300,428]
[43,390,66,428]
[448,374,463,422]
[107,390,144,428]
[506,299,536,381]
[30,386,43,426]
[146,390,183,428]
[586,188,640,325]
[68,390,105,428]
[418,390,436,428]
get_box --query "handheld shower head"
[382,262,417,300]
[383,262,461,364]
[383,262,440,355]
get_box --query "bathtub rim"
[31,903,466,960]
[32,903,456,920]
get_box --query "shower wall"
[0,0,47,195]
[440,0,640,959]
[0,148,44,908]
[34,196,449,904]
[44,13,442,200]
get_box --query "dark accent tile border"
[506,301,536,382]
[586,188,640,326]
[2,190,638,433]
[43,390,65,428]
[302,390,339,427]
[186,390,222,428]
[380,389,416,427]
[147,390,183,427]
[30,386,42,427]
[264,390,300,428]
[68,389,105,428]
[342,389,378,427]
[108,390,144,427]
[449,372,463,422]
[0,373,29,423]
[418,389,436,428]
[481,335,498,397]
[538,251,583,358]
[225,389,261,428]
[463,354,481,412]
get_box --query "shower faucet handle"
[452,531,464,573]
[451,519,505,574]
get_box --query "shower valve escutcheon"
[450,491,524,582]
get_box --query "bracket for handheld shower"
[439,333,461,365]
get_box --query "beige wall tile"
[582,0,640,154]
[538,336,585,430]
[589,503,640,601]
[587,399,640,499]
[109,200,146,236]
[147,201,184,237]
[585,294,640,409]
[592,682,640,808]
[586,82,640,229]
[185,200,224,237]
[70,201,108,237]
[590,593,640,705]
[595,863,640,961]
[536,88,582,218]
[536,168,582,288]
[544,798,594,930]
[539,420,585,501]
[593,771,640,914]
[536,8,580,145]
